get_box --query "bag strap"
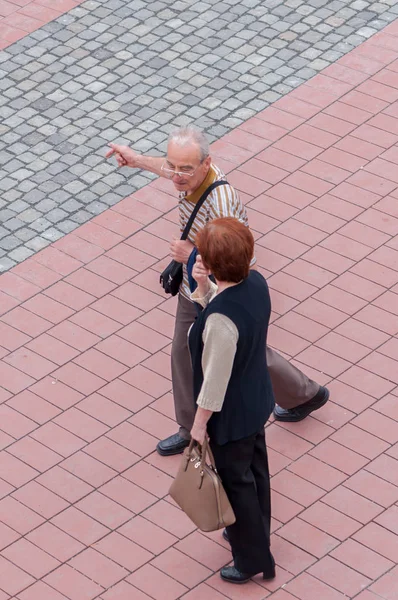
[180,180,228,241]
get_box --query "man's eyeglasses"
[161,159,206,179]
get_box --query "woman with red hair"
[188,217,276,584]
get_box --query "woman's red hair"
[196,217,254,282]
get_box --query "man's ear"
[204,155,212,169]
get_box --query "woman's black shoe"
[222,528,229,543]
[220,564,275,584]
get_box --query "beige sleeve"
[197,313,239,412]
[190,280,218,308]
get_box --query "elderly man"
[107,126,329,456]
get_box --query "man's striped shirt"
[178,163,251,300]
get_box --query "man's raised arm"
[106,143,165,177]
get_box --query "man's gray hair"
[168,125,209,161]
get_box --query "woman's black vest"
[188,270,275,445]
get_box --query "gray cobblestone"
[0,0,396,271]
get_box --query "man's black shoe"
[156,433,190,456]
[273,386,330,423]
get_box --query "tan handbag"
[169,438,236,532]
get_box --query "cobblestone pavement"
[1,0,398,271]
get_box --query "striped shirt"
[178,163,251,300]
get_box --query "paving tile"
[36,465,92,504]
[117,321,172,354]
[0,519,20,551]
[121,364,172,399]
[44,564,104,600]
[17,580,74,600]
[61,452,116,488]
[122,460,174,498]
[50,362,107,396]
[4,347,56,379]
[300,500,362,542]
[29,376,83,410]
[278,517,339,558]
[51,506,109,546]
[344,469,398,508]
[355,305,398,335]
[0,274,37,302]
[77,393,131,427]
[331,423,389,460]
[0,404,36,438]
[373,393,398,421]
[308,555,371,597]
[65,268,117,298]
[0,323,32,352]
[150,547,212,588]
[99,475,157,514]
[99,379,153,413]
[99,579,151,600]
[271,470,325,508]
[335,317,389,348]
[85,255,137,286]
[338,365,395,398]
[44,281,96,311]
[326,380,376,414]
[267,325,310,357]
[47,320,101,352]
[54,235,104,264]
[127,563,188,600]
[284,572,347,600]
[26,333,79,366]
[93,531,153,572]
[315,332,370,363]
[1,306,51,337]
[142,498,196,539]
[331,538,394,581]
[309,439,368,476]
[26,521,84,562]
[370,565,398,600]
[323,102,371,127]
[365,453,398,487]
[257,230,309,260]
[118,515,177,555]
[266,423,312,461]
[0,291,19,317]
[0,496,44,535]
[287,455,346,492]
[272,534,316,576]
[0,556,35,596]
[2,537,60,578]
[34,247,82,277]
[270,489,303,524]
[8,436,62,473]
[13,260,62,289]
[69,547,128,589]
[354,522,398,563]
[352,408,398,444]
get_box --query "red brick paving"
[0,0,84,50]
[0,17,398,600]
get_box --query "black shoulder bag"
[159,180,227,296]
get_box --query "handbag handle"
[186,437,216,470]
[180,180,228,241]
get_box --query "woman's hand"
[192,255,211,296]
[190,422,207,445]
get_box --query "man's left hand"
[170,239,194,264]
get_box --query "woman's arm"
[190,313,238,443]
[191,407,212,445]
